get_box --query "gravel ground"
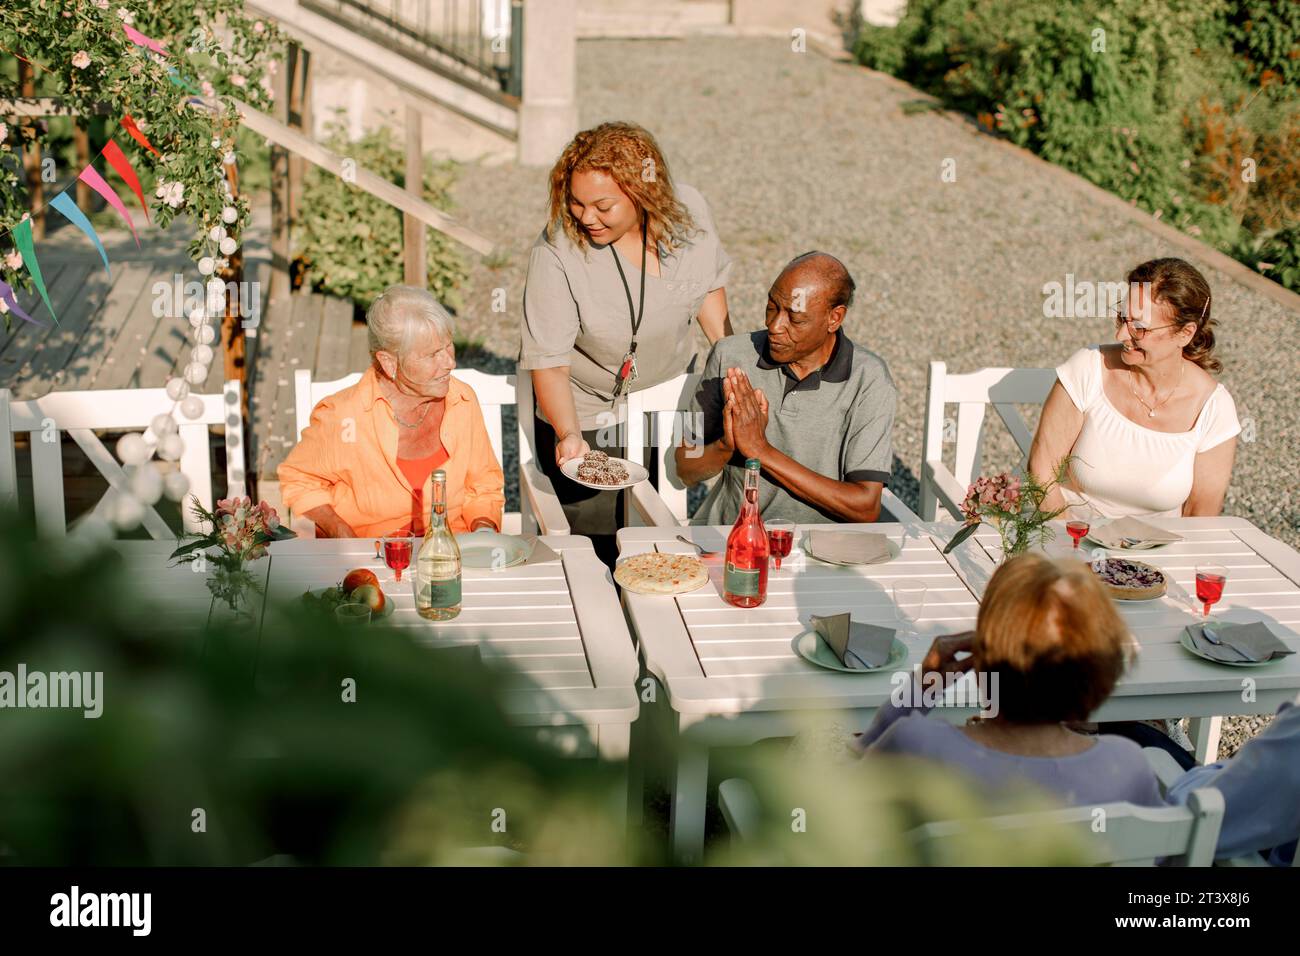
[449,36,1300,757]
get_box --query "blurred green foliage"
[854,0,1300,293]
[293,117,468,312]
[0,513,1093,866]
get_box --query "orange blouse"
[278,367,504,537]
[397,447,450,534]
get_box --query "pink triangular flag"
[122,24,169,56]
[78,165,140,247]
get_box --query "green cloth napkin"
[1187,621,1294,663]
[807,530,892,565]
[1091,517,1182,549]
[811,613,896,669]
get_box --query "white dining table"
[968,516,1300,764]
[112,535,642,830]
[617,517,985,862]
[107,539,274,634]
[617,514,1300,863]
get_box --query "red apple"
[342,568,379,593]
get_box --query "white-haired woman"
[279,285,504,538]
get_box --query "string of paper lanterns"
[94,139,243,536]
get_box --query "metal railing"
[301,0,522,100]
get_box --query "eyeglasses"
[1112,312,1179,341]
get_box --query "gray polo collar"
[754,328,853,394]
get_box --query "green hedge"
[855,0,1300,293]
[294,119,467,311]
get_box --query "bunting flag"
[102,140,150,224]
[12,218,57,325]
[0,279,43,327]
[49,193,110,276]
[119,115,160,157]
[166,67,202,96]
[122,24,168,56]
[78,166,140,248]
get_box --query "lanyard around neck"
[609,218,648,346]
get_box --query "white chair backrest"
[294,368,518,469]
[909,788,1225,867]
[625,373,702,523]
[0,382,245,539]
[921,361,1056,518]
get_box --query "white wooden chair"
[292,368,568,537]
[626,372,925,527]
[718,776,1226,866]
[0,382,246,538]
[920,361,1057,522]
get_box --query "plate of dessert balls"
[560,449,650,491]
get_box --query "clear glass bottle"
[723,458,769,608]
[415,470,462,620]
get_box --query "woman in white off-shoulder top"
[1029,258,1240,519]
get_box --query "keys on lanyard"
[612,343,639,399]
[609,218,648,403]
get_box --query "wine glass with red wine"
[766,520,795,571]
[383,536,413,583]
[1195,564,1227,618]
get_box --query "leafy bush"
[294,119,468,311]
[1230,0,1300,92]
[855,0,1300,294]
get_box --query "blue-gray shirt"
[686,329,896,525]
[1167,698,1300,865]
[858,687,1165,810]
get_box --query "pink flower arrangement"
[171,494,295,569]
[944,458,1074,558]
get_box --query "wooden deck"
[247,290,369,482]
[0,204,366,525]
[1,203,519,526]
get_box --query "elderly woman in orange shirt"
[279,285,504,538]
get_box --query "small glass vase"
[206,554,260,628]
[995,520,1033,561]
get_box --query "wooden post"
[268,55,292,305]
[403,105,426,287]
[73,123,91,212]
[17,61,44,239]
[286,44,311,272]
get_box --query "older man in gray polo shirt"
[676,252,896,525]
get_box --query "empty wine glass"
[893,579,928,637]
[335,603,372,628]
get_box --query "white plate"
[454,531,532,570]
[793,630,908,672]
[560,455,649,491]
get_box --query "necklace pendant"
[1148,410,1156,418]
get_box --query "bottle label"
[420,576,462,608]
[724,561,761,598]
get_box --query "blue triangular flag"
[49,191,110,277]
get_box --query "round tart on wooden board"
[1090,557,1168,601]
[614,552,709,595]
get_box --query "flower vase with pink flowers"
[942,457,1075,560]
[170,495,296,618]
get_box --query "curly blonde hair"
[546,121,696,253]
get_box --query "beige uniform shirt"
[519,183,733,430]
